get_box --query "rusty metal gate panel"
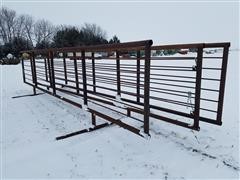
[126,43,230,131]
[21,40,230,139]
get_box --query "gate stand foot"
[12,92,45,99]
[56,122,112,141]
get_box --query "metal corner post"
[143,45,151,134]
[216,44,230,124]
[136,50,141,103]
[21,59,26,83]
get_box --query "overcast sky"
[2,1,239,48]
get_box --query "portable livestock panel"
[21,40,230,139]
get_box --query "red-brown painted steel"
[21,40,230,139]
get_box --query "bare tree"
[23,14,34,46]
[34,19,55,45]
[0,7,17,43]
[81,23,107,40]
[0,10,7,44]
[14,15,26,39]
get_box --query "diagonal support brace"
[56,123,112,140]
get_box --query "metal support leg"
[127,108,131,117]
[92,113,96,126]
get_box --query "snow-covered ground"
[1,51,239,179]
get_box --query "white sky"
[2,1,240,48]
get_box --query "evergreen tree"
[109,35,120,44]
[53,27,82,48]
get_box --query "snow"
[113,95,126,109]
[6,54,13,60]
[1,51,239,179]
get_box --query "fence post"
[143,45,151,135]
[116,51,121,96]
[47,54,52,89]
[44,58,48,81]
[21,59,26,83]
[44,57,49,90]
[81,50,88,105]
[136,50,141,103]
[63,52,68,85]
[30,52,36,94]
[216,44,230,125]
[73,52,79,94]
[49,51,56,96]
[92,52,96,93]
[193,46,203,130]
[32,52,37,86]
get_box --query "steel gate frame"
[20,40,230,139]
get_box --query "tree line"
[0,7,120,58]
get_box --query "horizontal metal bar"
[151,42,230,50]
[128,108,198,130]
[21,40,153,53]
[89,109,143,137]
[200,108,217,113]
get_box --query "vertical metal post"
[136,50,141,103]
[32,52,37,86]
[127,108,131,117]
[91,113,96,126]
[47,55,52,88]
[92,52,96,93]
[44,58,48,81]
[116,51,121,95]
[193,47,203,130]
[73,52,79,94]
[216,44,230,125]
[50,51,56,96]
[143,45,151,135]
[63,53,68,85]
[30,57,34,81]
[31,52,37,94]
[44,57,49,90]
[21,59,26,83]
[81,50,88,105]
